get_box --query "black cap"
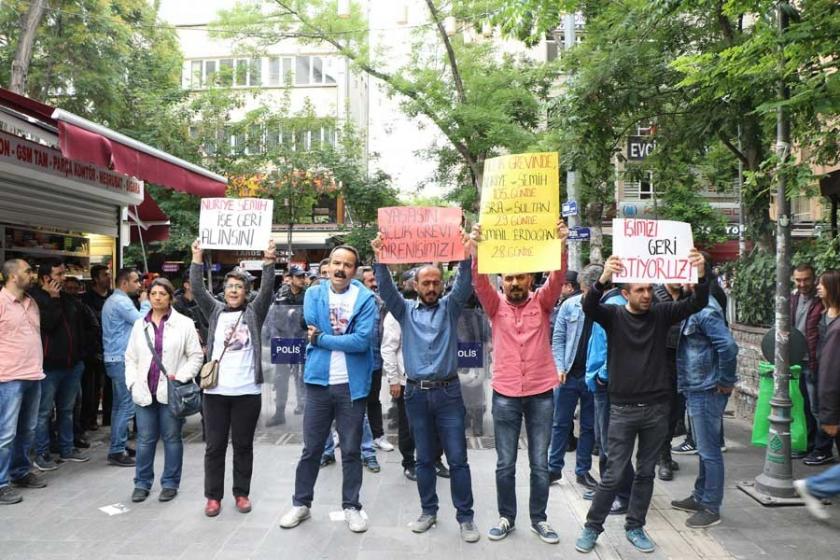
[289,265,306,277]
[565,270,579,284]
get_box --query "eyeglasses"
[224,283,245,291]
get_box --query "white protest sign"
[199,198,274,250]
[612,218,698,283]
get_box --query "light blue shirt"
[102,289,151,362]
[375,259,473,380]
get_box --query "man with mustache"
[371,230,480,543]
[469,220,569,545]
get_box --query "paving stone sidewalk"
[1,414,839,560]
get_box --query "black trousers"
[367,369,384,439]
[203,393,262,501]
[81,356,105,428]
[396,386,415,469]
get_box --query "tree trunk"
[9,0,48,94]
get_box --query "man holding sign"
[469,219,568,545]
[575,248,709,555]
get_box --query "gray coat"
[190,262,274,385]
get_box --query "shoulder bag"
[143,325,202,418]
[199,311,244,390]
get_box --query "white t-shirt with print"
[206,310,261,396]
[328,284,359,385]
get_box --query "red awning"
[129,192,170,243]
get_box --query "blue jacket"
[676,297,738,393]
[102,290,151,363]
[585,292,627,392]
[303,279,377,400]
[552,293,586,373]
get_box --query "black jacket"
[29,286,85,370]
[818,314,840,426]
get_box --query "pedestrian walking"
[0,259,47,503]
[124,278,203,503]
[102,267,151,467]
[190,239,276,517]
[371,230,481,543]
[280,245,378,533]
[574,250,709,554]
[471,220,568,544]
[670,278,738,528]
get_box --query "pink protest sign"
[377,207,464,264]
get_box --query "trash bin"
[751,361,807,452]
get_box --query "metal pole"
[131,206,148,273]
[564,13,581,271]
[739,1,800,505]
[738,124,746,257]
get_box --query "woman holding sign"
[190,239,276,517]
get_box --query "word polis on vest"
[199,198,274,250]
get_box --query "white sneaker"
[373,436,394,452]
[345,508,368,533]
[279,505,311,528]
[794,479,829,521]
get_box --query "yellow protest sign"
[477,152,562,274]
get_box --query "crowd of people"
[1,224,839,553]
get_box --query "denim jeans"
[323,413,375,461]
[0,380,41,486]
[293,383,366,510]
[686,390,728,513]
[492,390,553,524]
[105,361,134,455]
[593,387,633,506]
[806,463,840,498]
[35,362,83,457]
[549,375,594,476]
[585,401,670,533]
[134,401,185,491]
[805,371,837,456]
[404,378,474,522]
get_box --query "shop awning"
[0,87,227,197]
[128,193,171,243]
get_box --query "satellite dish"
[761,327,807,366]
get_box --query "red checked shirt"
[472,255,566,397]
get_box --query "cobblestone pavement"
[2,412,839,559]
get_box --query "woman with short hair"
[124,277,203,503]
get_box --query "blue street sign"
[203,263,222,272]
[271,337,306,364]
[562,200,578,217]
[457,342,483,368]
[568,227,591,241]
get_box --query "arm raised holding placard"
[659,248,709,324]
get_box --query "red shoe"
[235,496,252,514]
[205,499,221,517]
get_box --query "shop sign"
[0,129,143,204]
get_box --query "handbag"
[199,311,244,390]
[143,326,202,418]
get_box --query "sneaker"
[279,505,311,528]
[434,461,450,478]
[671,495,701,513]
[74,437,91,449]
[33,453,59,472]
[626,528,655,553]
[205,499,221,517]
[488,517,514,541]
[576,472,598,489]
[131,488,149,503]
[686,509,721,528]
[320,454,336,468]
[803,453,836,466]
[60,448,89,463]
[531,521,559,544]
[159,488,178,502]
[460,520,480,543]
[235,496,252,513]
[549,471,562,485]
[403,466,417,481]
[265,414,286,427]
[363,457,381,473]
[107,452,135,467]
[575,527,599,553]
[0,485,23,505]
[672,439,697,455]
[11,472,47,489]
[125,447,136,458]
[410,513,437,533]
[344,508,368,533]
[373,436,394,452]
[794,479,829,521]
